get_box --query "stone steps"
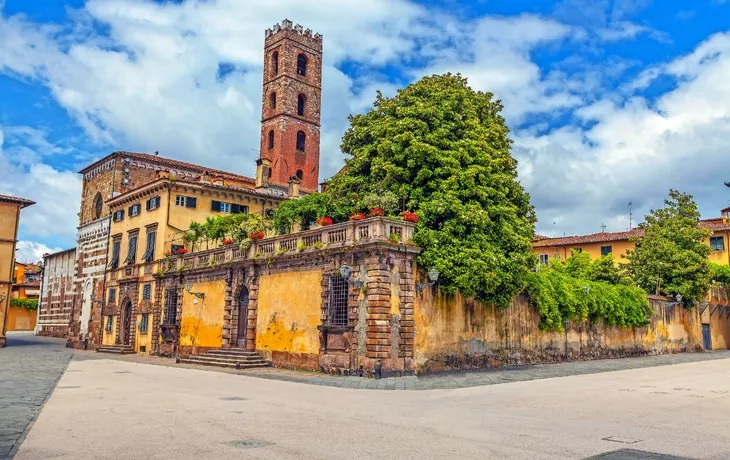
[97,345,135,355]
[179,348,271,369]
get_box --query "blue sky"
[1,0,730,262]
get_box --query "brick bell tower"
[257,19,322,192]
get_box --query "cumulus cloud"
[15,241,64,264]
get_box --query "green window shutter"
[186,197,197,209]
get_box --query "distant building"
[0,194,35,346]
[36,248,76,338]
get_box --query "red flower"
[403,211,419,223]
[316,217,333,226]
[248,231,265,241]
[163,251,172,257]
[223,238,234,246]
[349,212,366,221]
[369,208,384,217]
[176,247,188,255]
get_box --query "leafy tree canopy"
[625,189,711,303]
[276,74,537,306]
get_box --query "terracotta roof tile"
[0,194,35,207]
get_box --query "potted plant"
[249,231,265,241]
[176,247,188,255]
[316,217,333,226]
[223,237,234,246]
[403,211,419,223]
[349,212,366,221]
[369,208,384,217]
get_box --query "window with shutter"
[113,210,125,222]
[140,313,149,333]
[142,283,152,300]
[147,196,160,211]
[175,196,186,207]
[108,287,117,304]
[109,240,121,269]
[143,231,156,262]
[186,197,197,208]
[129,204,140,217]
[211,200,221,211]
[125,235,138,265]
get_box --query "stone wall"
[36,248,76,338]
[414,290,704,373]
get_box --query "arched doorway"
[237,287,249,347]
[120,299,133,346]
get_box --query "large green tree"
[295,74,537,306]
[625,190,711,303]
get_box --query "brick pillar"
[399,261,415,367]
[246,276,259,351]
[365,257,392,360]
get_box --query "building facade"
[6,261,41,332]
[0,195,35,347]
[36,248,77,338]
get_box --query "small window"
[140,313,149,333]
[128,204,141,217]
[539,254,549,265]
[113,210,124,222]
[175,196,196,208]
[108,287,117,304]
[711,236,725,251]
[296,131,306,151]
[211,201,232,213]
[231,204,248,214]
[146,196,161,211]
[297,53,307,76]
[268,130,275,149]
[297,94,306,116]
[94,193,103,219]
[106,315,114,333]
[601,246,612,256]
[270,92,277,109]
[142,283,152,301]
[327,275,349,326]
[175,196,186,207]
[272,51,279,75]
[296,169,303,180]
[573,248,582,253]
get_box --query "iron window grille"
[601,245,613,256]
[142,283,152,301]
[106,315,114,332]
[327,275,349,326]
[142,231,156,262]
[108,287,117,304]
[140,313,149,333]
[108,240,121,269]
[711,236,724,251]
[125,235,138,265]
[164,288,178,325]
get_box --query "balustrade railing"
[168,217,416,270]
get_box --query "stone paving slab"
[0,333,71,459]
[75,346,730,391]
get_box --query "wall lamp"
[416,267,440,292]
[339,264,365,288]
[0,293,6,303]
[184,282,205,299]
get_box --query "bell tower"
[259,19,322,192]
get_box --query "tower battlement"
[265,19,323,49]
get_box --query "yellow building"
[533,214,730,265]
[0,195,35,347]
[101,174,287,353]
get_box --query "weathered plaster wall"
[414,290,703,373]
[102,316,116,345]
[179,280,226,350]
[701,288,730,350]
[6,306,37,331]
[135,314,152,353]
[256,270,322,366]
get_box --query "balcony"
[168,217,418,271]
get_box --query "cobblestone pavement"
[75,347,730,391]
[0,333,71,459]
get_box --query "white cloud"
[15,241,64,264]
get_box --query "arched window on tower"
[269,92,277,109]
[296,131,306,151]
[297,54,307,76]
[272,51,279,75]
[297,94,306,116]
[93,192,103,220]
[268,130,275,149]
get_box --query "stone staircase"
[97,344,135,355]
[179,348,271,369]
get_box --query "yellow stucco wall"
[108,191,169,269]
[179,280,226,348]
[256,270,322,355]
[706,232,730,266]
[0,201,21,341]
[414,290,702,372]
[102,316,117,345]
[6,306,37,331]
[135,313,152,353]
